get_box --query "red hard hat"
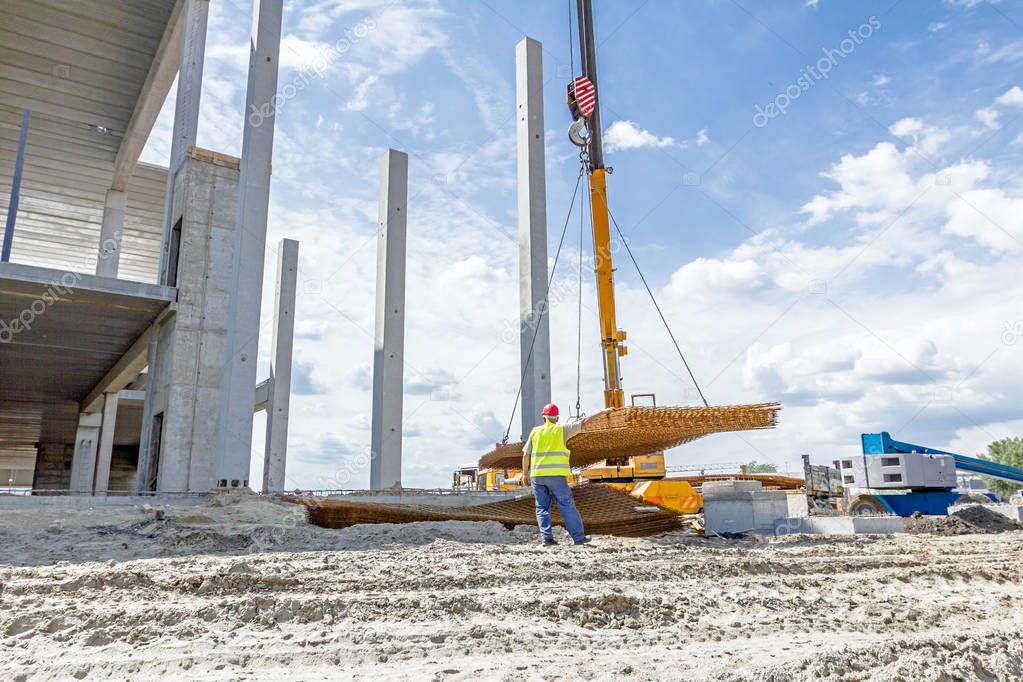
[542,403,559,417]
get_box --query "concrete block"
[703,480,765,498]
[787,492,809,518]
[703,480,790,534]
[773,515,906,536]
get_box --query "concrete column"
[170,0,209,174]
[97,189,126,278]
[159,0,209,285]
[516,37,552,440]
[135,336,160,493]
[68,412,102,493]
[370,149,408,491]
[92,392,119,493]
[216,0,284,488]
[141,150,241,493]
[262,238,298,493]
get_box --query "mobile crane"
[455,1,709,514]
[839,432,1023,515]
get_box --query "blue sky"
[142,0,1023,487]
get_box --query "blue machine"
[839,432,1023,516]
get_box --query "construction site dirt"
[2,495,1022,681]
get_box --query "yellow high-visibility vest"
[529,422,571,477]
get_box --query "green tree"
[980,438,1023,499]
[743,461,777,474]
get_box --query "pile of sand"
[905,504,1023,535]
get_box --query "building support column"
[68,412,103,494]
[159,0,209,285]
[135,336,161,493]
[262,238,298,493]
[92,392,119,493]
[216,0,284,488]
[370,149,408,491]
[516,37,552,440]
[97,190,127,277]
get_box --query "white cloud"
[977,39,1023,65]
[872,73,892,87]
[944,188,1023,251]
[603,120,678,152]
[949,420,1023,458]
[341,75,379,111]
[975,107,1000,129]
[995,85,1023,107]
[889,117,922,137]
[696,128,711,147]
[888,117,950,157]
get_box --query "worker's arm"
[522,437,532,487]
[562,419,584,442]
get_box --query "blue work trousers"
[532,476,586,542]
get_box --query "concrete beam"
[81,305,175,414]
[370,149,408,491]
[216,0,284,489]
[118,389,147,406]
[263,238,298,493]
[254,378,271,413]
[0,261,177,300]
[92,392,119,493]
[96,189,126,277]
[516,37,552,440]
[159,0,209,286]
[110,0,187,191]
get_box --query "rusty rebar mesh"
[286,484,685,537]
[481,403,781,470]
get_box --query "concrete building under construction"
[0,0,297,495]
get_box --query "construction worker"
[521,403,591,546]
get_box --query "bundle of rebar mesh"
[481,403,781,470]
[287,484,685,537]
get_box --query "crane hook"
[568,116,590,148]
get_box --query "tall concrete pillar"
[370,149,408,490]
[68,412,102,493]
[159,0,209,285]
[92,392,119,493]
[97,190,126,277]
[262,238,298,493]
[516,37,552,440]
[216,0,284,489]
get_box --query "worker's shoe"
[573,536,592,545]
[541,537,558,546]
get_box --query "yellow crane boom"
[575,0,626,410]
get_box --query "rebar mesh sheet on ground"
[481,403,781,470]
[286,484,684,537]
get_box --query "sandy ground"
[2,494,1022,681]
